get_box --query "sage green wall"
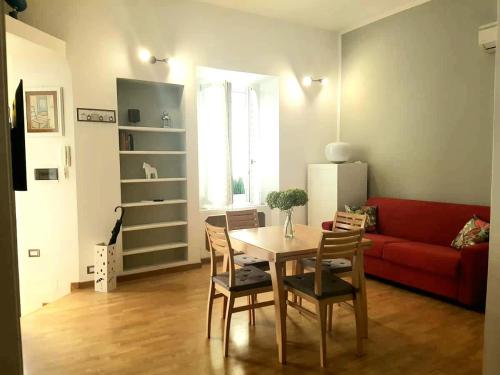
[341,0,496,205]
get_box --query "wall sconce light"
[139,49,169,64]
[302,76,328,87]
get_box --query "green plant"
[266,189,308,211]
[232,177,245,194]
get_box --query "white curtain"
[248,86,261,205]
[198,81,233,209]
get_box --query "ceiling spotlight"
[303,76,327,87]
[138,48,169,64]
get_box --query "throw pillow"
[344,205,377,233]
[451,216,490,250]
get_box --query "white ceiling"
[194,0,431,33]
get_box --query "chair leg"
[224,296,235,357]
[206,283,215,339]
[247,295,252,325]
[296,261,303,308]
[222,296,227,320]
[327,303,333,332]
[318,302,328,368]
[251,294,256,326]
[353,294,365,357]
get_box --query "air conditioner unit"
[479,22,497,53]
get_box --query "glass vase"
[284,209,294,238]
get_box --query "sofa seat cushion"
[363,233,410,258]
[383,242,461,278]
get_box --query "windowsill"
[200,203,268,214]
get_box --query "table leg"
[359,252,368,338]
[270,260,286,364]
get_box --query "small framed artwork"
[25,88,64,136]
[77,108,116,123]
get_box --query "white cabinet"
[307,163,368,228]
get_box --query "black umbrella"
[108,206,125,245]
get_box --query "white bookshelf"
[117,78,188,275]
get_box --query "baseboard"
[70,281,94,291]
[70,258,223,291]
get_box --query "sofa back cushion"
[365,197,490,247]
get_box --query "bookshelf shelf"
[120,178,187,184]
[121,199,187,208]
[123,242,188,256]
[119,150,186,155]
[122,221,188,232]
[119,125,186,133]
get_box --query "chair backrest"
[333,211,367,232]
[205,222,236,287]
[314,229,365,296]
[204,212,265,251]
[225,209,259,231]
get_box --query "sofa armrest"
[458,242,489,308]
[322,221,333,231]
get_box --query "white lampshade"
[325,142,352,163]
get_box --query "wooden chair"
[284,229,366,367]
[225,209,270,325]
[225,209,270,271]
[205,222,274,357]
[298,211,367,332]
[301,211,367,273]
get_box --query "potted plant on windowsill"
[232,177,246,205]
[266,189,308,238]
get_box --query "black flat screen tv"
[10,79,27,191]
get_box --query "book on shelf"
[119,131,134,151]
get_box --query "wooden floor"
[21,264,484,375]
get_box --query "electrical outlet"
[87,265,95,274]
[28,249,40,257]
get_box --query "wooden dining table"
[229,224,372,364]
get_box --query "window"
[197,67,279,210]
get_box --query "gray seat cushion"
[234,254,270,271]
[213,266,272,292]
[284,271,355,300]
[302,257,352,274]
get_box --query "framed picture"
[25,88,64,135]
[77,108,116,123]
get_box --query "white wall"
[21,0,340,280]
[484,3,500,373]
[6,17,79,315]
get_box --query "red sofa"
[322,197,490,308]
